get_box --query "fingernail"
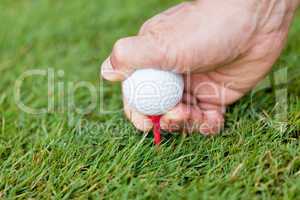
[101,57,123,81]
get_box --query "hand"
[101,0,299,135]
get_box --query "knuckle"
[144,32,168,66]
[139,13,166,35]
[140,24,179,71]
[182,2,196,11]
[148,32,180,71]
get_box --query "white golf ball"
[122,69,184,116]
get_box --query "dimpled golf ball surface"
[122,69,184,116]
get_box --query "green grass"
[0,0,300,199]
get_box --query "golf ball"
[122,69,184,116]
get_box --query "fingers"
[199,110,224,135]
[182,93,198,105]
[160,103,191,132]
[101,35,168,81]
[124,94,223,136]
[139,2,191,35]
[186,73,239,108]
[160,100,224,135]
[123,100,153,132]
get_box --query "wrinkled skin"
[101,0,299,135]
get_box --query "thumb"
[101,35,170,81]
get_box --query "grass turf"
[0,0,300,199]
